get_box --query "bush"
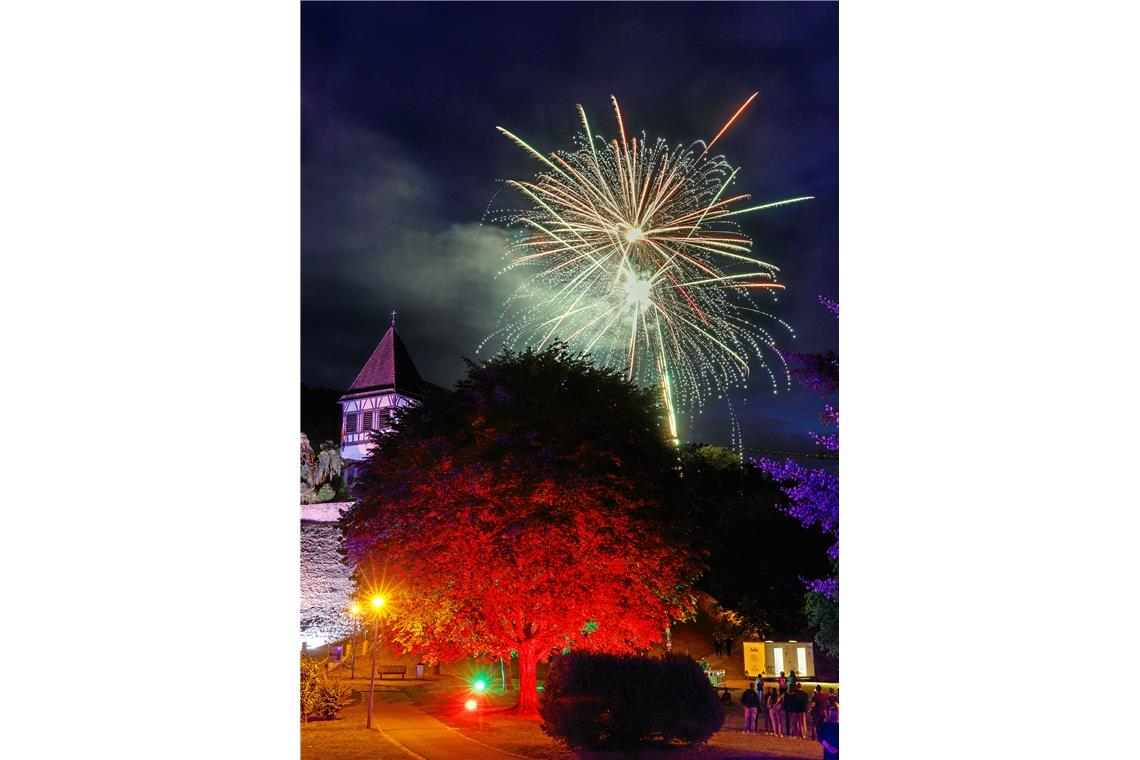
[300,655,322,724]
[314,678,354,720]
[539,652,724,750]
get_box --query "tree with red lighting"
[340,345,699,714]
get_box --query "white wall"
[300,502,355,648]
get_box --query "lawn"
[300,697,413,760]
[406,678,824,760]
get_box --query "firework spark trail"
[480,94,812,443]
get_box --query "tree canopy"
[673,444,832,639]
[340,345,700,713]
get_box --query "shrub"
[300,655,322,724]
[540,652,724,749]
[314,678,354,720]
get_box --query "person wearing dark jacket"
[811,684,829,739]
[740,684,761,733]
[757,686,770,734]
[784,683,807,737]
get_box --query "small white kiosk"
[743,640,816,679]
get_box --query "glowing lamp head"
[624,226,644,243]
[465,698,478,711]
[371,596,385,609]
[473,679,487,693]
[350,603,362,616]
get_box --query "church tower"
[338,311,426,469]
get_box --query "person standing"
[713,634,722,657]
[787,669,798,734]
[741,682,761,733]
[757,685,770,734]
[812,684,829,739]
[776,672,788,733]
[784,683,804,737]
[725,635,734,657]
[798,684,811,738]
[767,688,784,737]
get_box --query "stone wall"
[300,502,354,648]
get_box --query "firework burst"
[481,94,811,442]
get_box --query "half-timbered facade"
[338,315,426,468]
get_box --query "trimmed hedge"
[539,652,724,749]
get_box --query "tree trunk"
[515,647,539,715]
[500,657,511,691]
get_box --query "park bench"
[378,665,407,679]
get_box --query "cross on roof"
[391,308,397,328]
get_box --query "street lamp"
[365,596,385,729]
[348,603,363,679]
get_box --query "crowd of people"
[740,674,838,745]
[698,645,839,756]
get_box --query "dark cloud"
[302,118,525,388]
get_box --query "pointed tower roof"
[340,314,426,399]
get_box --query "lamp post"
[349,603,362,679]
[365,596,385,729]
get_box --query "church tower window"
[363,411,373,430]
[345,413,357,434]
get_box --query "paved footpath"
[368,690,525,760]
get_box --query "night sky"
[302,1,837,451]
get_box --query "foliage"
[781,350,838,396]
[301,434,318,504]
[539,651,724,749]
[300,655,322,724]
[314,678,354,720]
[301,655,356,722]
[805,589,839,657]
[301,434,345,504]
[754,457,838,560]
[341,345,700,713]
[671,444,831,638]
